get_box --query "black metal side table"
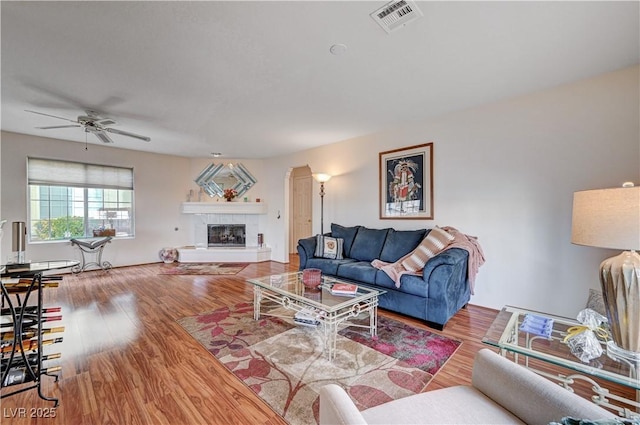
[70,237,113,273]
[1,259,78,406]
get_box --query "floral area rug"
[158,262,248,275]
[177,303,461,425]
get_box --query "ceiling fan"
[25,109,150,143]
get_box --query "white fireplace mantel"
[181,201,270,262]
[181,202,267,215]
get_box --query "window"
[27,158,134,242]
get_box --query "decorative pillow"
[401,227,454,272]
[314,235,344,260]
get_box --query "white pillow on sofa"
[314,235,344,260]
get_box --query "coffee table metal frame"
[483,305,639,419]
[247,272,385,361]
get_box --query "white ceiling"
[2,1,639,159]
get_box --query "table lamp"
[571,183,640,360]
[11,221,27,264]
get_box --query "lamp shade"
[571,186,640,251]
[312,173,332,183]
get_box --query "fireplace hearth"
[208,224,246,247]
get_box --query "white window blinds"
[27,158,133,190]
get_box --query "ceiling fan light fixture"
[25,109,150,144]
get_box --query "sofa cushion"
[402,227,454,272]
[315,235,344,259]
[331,223,360,258]
[349,227,389,262]
[336,262,378,285]
[360,386,523,425]
[375,270,428,298]
[379,228,427,263]
[305,257,356,276]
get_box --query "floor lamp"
[571,183,640,361]
[312,173,332,235]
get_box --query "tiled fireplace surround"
[178,202,271,263]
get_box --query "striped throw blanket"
[371,226,485,294]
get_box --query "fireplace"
[208,224,246,247]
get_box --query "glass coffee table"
[483,305,640,419]
[246,272,385,361]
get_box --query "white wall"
[0,132,193,265]
[2,66,638,319]
[0,135,274,265]
[265,65,640,317]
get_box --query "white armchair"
[320,348,616,425]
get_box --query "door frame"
[287,165,313,253]
[284,165,314,256]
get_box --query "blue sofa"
[297,223,471,330]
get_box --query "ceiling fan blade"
[94,131,115,144]
[36,125,82,130]
[96,118,117,126]
[25,109,77,123]
[105,127,150,142]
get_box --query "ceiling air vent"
[370,0,423,34]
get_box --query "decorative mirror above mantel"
[195,162,257,198]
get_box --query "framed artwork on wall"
[379,142,434,219]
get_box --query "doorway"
[289,166,313,253]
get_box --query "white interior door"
[290,169,312,253]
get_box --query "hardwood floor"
[2,256,497,424]
[2,256,630,424]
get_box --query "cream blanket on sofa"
[371,227,485,294]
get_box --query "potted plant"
[223,188,237,202]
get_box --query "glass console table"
[483,305,639,419]
[2,260,79,278]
